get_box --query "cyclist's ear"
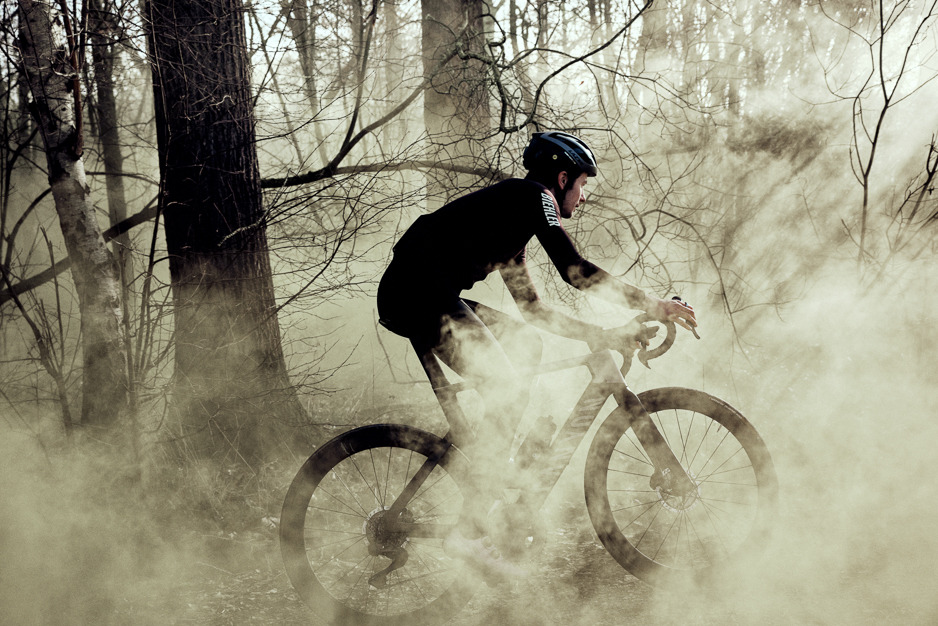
[557,171,568,191]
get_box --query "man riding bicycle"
[377,131,697,580]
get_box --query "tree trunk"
[598,0,622,115]
[88,0,131,293]
[536,0,548,48]
[147,0,303,463]
[633,0,669,76]
[380,0,407,150]
[18,0,128,429]
[281,0,330,165]
[509,0,519,56]
[421,0,492,207]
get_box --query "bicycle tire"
[584,387,778,586]
[280,424,478,625]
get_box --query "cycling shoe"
[443,529,529,585]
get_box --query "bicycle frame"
[385,346,696,535]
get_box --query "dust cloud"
[4,3,938,625]
[4,173,938,625]
[698,273,938,625]
[2,218,937,625]
[375,268,938,626]
[298,249,938,625]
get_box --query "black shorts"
[377,255,540,368]
[377,254,477,353]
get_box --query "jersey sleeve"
[532,190,607,290]
[499,250,540,305]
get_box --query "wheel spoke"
[685,415,716,475]
[311,534,371,579]
[312,483,370,519]
[650,508,682,561]
[611,496,665,514]
[607,467,654,479]
[336,458,378,516]
[350,453,384,509]
[695,445,747,485]
[615,431,653,466]
[382,448,394,509]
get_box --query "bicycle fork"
[615,388,699,496]
[590,352,698,498]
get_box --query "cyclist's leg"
[429,301,529,536]
[462,301,546,525]
[461,301,544,509]
[428,302,534,579]
[463,300,543,370]
[378,271,527,535]
[432,301,527,434]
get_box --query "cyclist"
[377,131,697,580]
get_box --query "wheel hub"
[650,469,701,512]
[363,506,413,553]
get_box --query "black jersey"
[390,178,601,293]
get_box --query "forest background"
[1,0,937,623]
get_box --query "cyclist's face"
[559,172,589,219]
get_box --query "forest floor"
[110,508,837,626]
[110,511,925,626]
[117,519,686,626]
[5,409,931,625]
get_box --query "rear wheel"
[585,388,778,586]
[281,424,477,625]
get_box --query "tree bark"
[18,0,128,429]
[147,0,303,462]
[88,0,131,294]
[420,0,492,207]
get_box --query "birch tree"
[17,0,127,429]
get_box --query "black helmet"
[522,131,599,177]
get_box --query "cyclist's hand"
[648,297,698,336]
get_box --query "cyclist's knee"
[471,304,543,368]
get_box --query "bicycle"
[280,314,779,625]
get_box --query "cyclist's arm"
[498,255,605,341]
[536,224,697,331]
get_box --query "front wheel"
[280,424,478,625]
[584,388,778,586]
